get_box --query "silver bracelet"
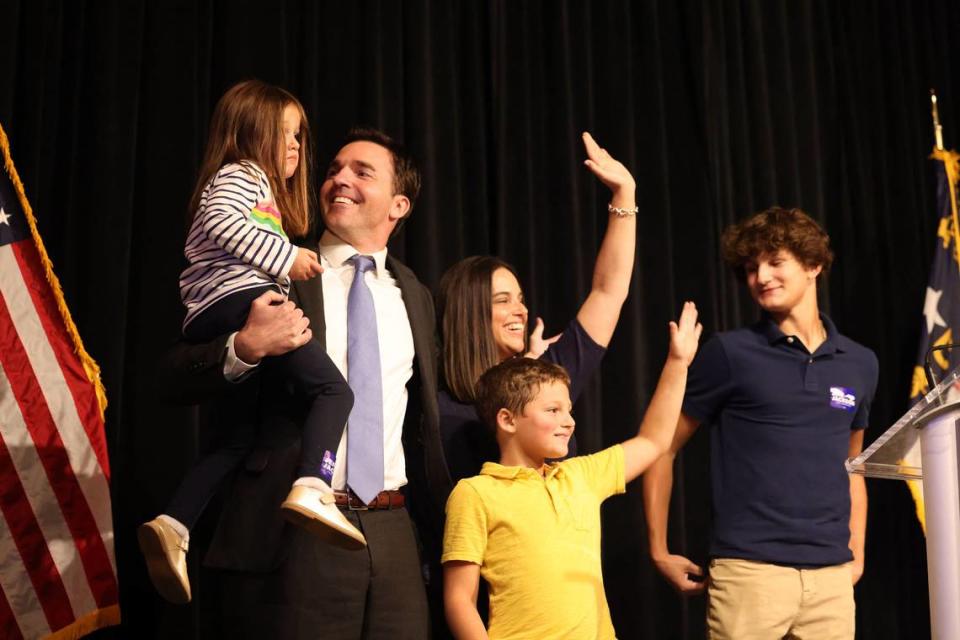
[608,203,638,217]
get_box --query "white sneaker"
[281,485,367,549]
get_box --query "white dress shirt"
[225,230,415,492]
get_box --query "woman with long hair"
[437,132,638,481]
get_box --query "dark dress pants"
[216,507,429,639]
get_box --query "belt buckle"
[347,491,369,511]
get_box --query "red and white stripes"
[0,239,118,639]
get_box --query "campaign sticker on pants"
[321,450,337,481]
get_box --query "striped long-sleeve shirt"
[180,161,297,330]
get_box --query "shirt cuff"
[224,332,259,382]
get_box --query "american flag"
[0,123,119,638]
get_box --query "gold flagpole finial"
[932,89,945,151]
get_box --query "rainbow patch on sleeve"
[250,202,287,238]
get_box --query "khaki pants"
[707,558,855,640]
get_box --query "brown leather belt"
[333,490,405,510]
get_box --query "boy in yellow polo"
[442,302,701,639]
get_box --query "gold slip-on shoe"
[137,518,191,604]
[281,485,367,550]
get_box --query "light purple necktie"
[346,255,384,504]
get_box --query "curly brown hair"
[720,207,834,282]
[475,358,571,433]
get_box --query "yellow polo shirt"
[442,445,625,640]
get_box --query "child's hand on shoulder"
[289,247,324,280]
[668,301,702,366]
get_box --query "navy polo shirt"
[683,314,878,567]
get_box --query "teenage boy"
[443,302,701,639]
[643,208,878,639]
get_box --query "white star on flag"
[0,206,10,226]
[924,286,948,335]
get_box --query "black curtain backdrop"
[1,1,954,637]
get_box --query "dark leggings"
[166,285,353,530]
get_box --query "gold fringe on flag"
[906,478,927,535]
[931,147,960,269]
[45,605,121,640]
[0,122,107,420]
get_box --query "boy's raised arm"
[621,302,701,483]
[443,561,489,640]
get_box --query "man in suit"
[161,128,451,639]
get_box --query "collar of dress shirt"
[317,230,389,275]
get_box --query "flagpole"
[932,89,945,151]
[930,90,960,274]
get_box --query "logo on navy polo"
[829,386,857,412]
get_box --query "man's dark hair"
[344,127,421,234]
